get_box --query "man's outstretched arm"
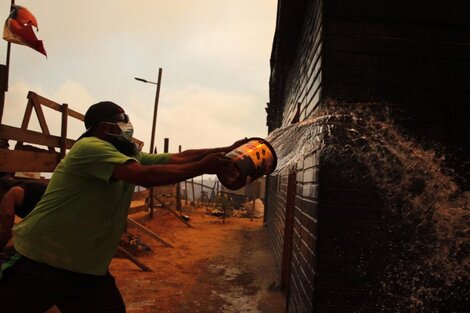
[167,138,249,164]
[112,152,232,187]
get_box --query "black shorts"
[0,255,125,313]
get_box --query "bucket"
[217,137,277,190]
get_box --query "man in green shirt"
[0,101,245,313]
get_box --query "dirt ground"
[106,206,284,313]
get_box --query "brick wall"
[266,0,469,312]
[266,1,324,312]
[322,0,470,187]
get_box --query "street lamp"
[135,67,163,218]
[134,68,162,155]
[134,77,158,85]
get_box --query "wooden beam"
[28,91,84,121]
[16,99,34,148]
[0,150,59,172]
[153,196,193,228]
[0,125,75,149]
[116,245,152,272]
[60,103,68,159]
[67,109,84,121]
[127,217,174,248]
[28,91,61,111]
[30,97,55,153]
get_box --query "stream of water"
[266,104,469,311]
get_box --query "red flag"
[3,5,47,57]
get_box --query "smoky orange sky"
[0,1,277,154]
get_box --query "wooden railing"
[0,91,143,173]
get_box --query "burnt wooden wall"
[265,0,469,312]
[322,0,470,185]
[266,0,323,312]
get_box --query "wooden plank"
[20,99,34,130]
[26,89,138,153]
[281,172,297,291]
[127,217,174,248]
[28,91,84,121]
[0,125,74,149]
[60,103,68,159]
[16,99,34,148]
[154,196,193,228]
[28,91,61,111]
[0,149,60,172]
[30,97,55,153]
[116,245,152,272]
[31,98,51,136]
[68,109,84,121]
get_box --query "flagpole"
[0,0,14,124]
[5,0,14,90]
[5,43,11,92]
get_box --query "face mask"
[116,121,134,141]
[104,121,134,142]
[104,121,137,156]
[107,135,138,157]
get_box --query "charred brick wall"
[266,0,469,312]
[266,0,323,312]
[322,0,470,187]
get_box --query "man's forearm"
[113,151,231,186]
[170,147,230,163]
[136,162,207,187]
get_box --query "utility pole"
[135,67,163,219]
[176,145,182,211]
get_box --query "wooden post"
[0,66,6,125]
[60,103,68,159]
[149,68,162,156]
[250,196,255,221]
[201,175,204,207]
[176,145,182,211]
[250,182,260,221]
[163,138,169,153]
[209,181,217,207]
[148,67,163,219]
[191,178,195,206]
[184,180,188,205]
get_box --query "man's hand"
[226,137,250,153]
[200,152,233,174]
[167,137,252,164]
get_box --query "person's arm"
[112,152,232,187]
[167,138,249,164]
[0,187,24,250]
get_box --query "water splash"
[267,103,469,311]
[267,114,349,174]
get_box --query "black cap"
[78,101,124,140]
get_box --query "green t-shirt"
[12,137,171,275]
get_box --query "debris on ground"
[109,207,285,313]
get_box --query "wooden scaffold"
[0,91,175,271]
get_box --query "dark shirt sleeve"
[15,181,48,218]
